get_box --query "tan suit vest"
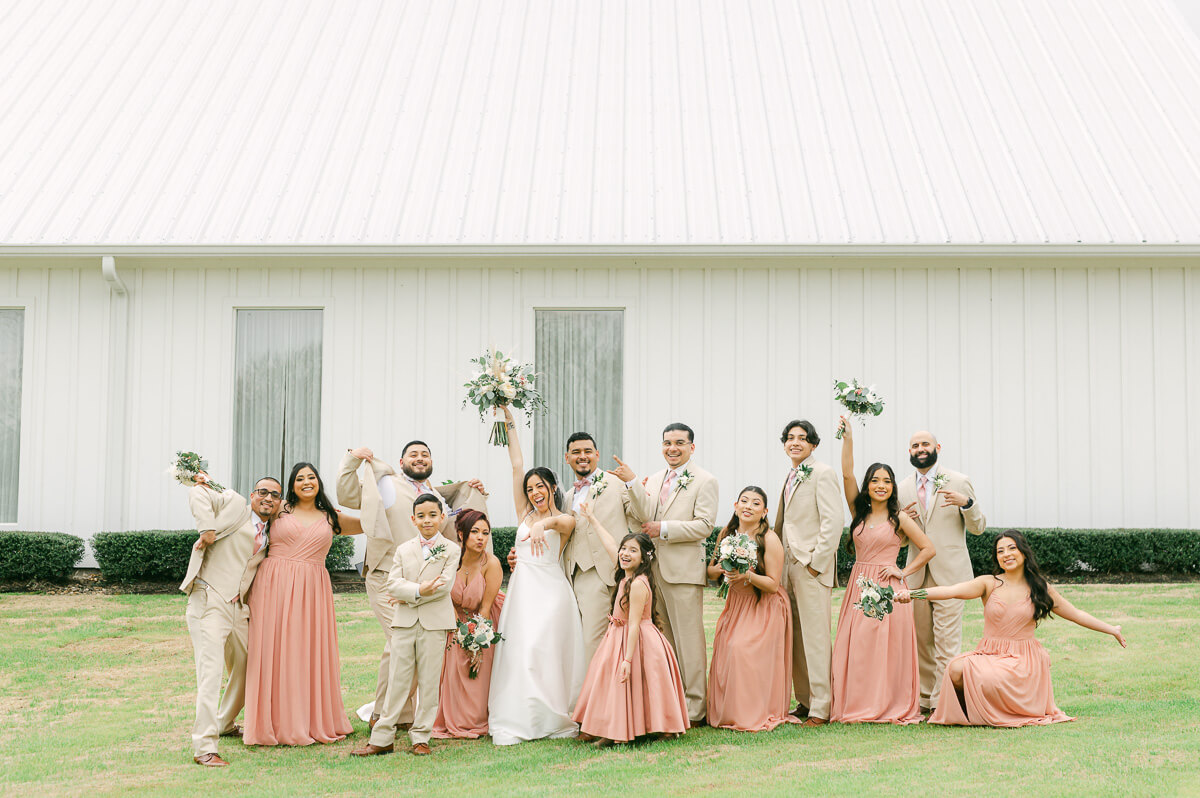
[899,467,986,585]
[565,473,635,587]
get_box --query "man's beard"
[402,464,434,481]
[909,450,938,469]
[572,463,596,478]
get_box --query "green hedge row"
[0,531,85,581]
[92,530,355,582]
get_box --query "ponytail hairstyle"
[454,509,491,571]
[611,532,663,630]
[993,530,1055,624]
[711,486,771,601]
[521,466,565,517]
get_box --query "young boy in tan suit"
[352,493,460,757]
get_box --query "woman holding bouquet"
[832,419,934,724]
[572,503,688,745]
[898,530,1126,727]
[705,486,795,731]
[488,406,586,745]
[244,462,361,746]
[432,509,505,739]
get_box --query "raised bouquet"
[833,378,885,439]
[453,614,504,679]
[166,451,224,492]
[715,532,758,598]
[462,349,549,446]
[852,576,896,621]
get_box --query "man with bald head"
[898,430,986,713]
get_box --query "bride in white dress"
[488,407,586,745]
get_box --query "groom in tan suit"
[899,430,986,711]
[181,475,280,766]
[620,422,718,723]
[774,420,842,726]
[337,441,487,727]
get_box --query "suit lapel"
[920,476,937,525]
[660,471,682,517]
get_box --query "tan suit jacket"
[179,486,260,602]
[337,452,487,572]
[773,459,843,589]
[627,464,718,586]
[385,534,460,631]
[900,467,986,585]
[565,472,635,587]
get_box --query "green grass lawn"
[0,584,1196,797]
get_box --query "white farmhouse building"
[2,1,1198,566]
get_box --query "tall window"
[0,309,23,523]
[233,310,323,493]
[534,310,624,488]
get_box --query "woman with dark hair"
[831,419,934,724]
[571,505,688,746]
[488,406,585,745]
[244,462,362,746]
[898,530,1126,727]
[704,486,795,731]
[432,509,505,739]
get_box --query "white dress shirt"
[571,471,598,513]
[378,474,450,514]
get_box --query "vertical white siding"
[0,257,1196,565]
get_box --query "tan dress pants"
[652,570,708,722]
[369,624,446,747]
[185,586,248,756]
[365,566,415,723]
[912,570,964,710]
[785,560,832,720]
[571,566,612,666]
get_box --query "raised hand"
[507,546,517,570]
[194,530,216,551]
[895,590,912,603]
[579,501,595,520]
[466,478,488,496]
[940,490,970,508]
[419,575,447,596]
[902,501,920,522]
[350,446,374,462]
[838,415,852,442]
[606,455,636,483]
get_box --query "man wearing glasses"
[181,475,282,766]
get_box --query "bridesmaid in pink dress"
[244,462,361,746]
[898,530,1127,727]
[572,504,688,746]
[831,419,935,724]
[705,486,796,732]
[432,509,505,739]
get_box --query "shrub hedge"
[92,529,356,582]
[0,531,85,581]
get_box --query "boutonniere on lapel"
[792,463,814,485]
[590,471,609,500]
[424,543,447,561]
[674,470,695,492]
[933,473,949,491]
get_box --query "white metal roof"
[2,0,1200,249]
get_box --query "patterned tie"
[917,477,928,512]
[253,520,266,555]
[658,471,675,505]
[784,468,799,502]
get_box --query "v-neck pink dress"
[432,569,505,739]
[244,513,353,745]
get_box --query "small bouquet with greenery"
[166,451,224,492]
[852,575,896,621]
[462,349,549,446]
[715,532,758,598]
[833,379,885,439]
[453,614,505,678]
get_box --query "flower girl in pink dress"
[571,503,689,746]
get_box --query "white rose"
[501,383,517,400]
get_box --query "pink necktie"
[253,521,265,554]
[785,469,799,502]
[918,479,927,512]
[658,472,675,504]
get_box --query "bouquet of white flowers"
[462,349,549,446]
[166,451,224,492]
[453,614,505,679]
[833,379,885,439]
[715,532,758,598]
[852,575,896,622]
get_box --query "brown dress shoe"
[789,705,809,720]
[350,743,394,756]
[219,726,243,738]
[368,714,380,730]
[412,742,431,756]
[193,753,229,767]
[801,716,828,727]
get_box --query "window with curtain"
[534,309,624,489]
[232,309,323,494]
[0,309,23,523]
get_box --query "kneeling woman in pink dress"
[244,462,361,746]
[432,509,505,739]
[571,503,689,746]
[830,420,934,724]
[705,486,795,731]
[898,530,1127,727]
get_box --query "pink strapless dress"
[432,571,505,739]
[830,521,921,724]
[929,592,1073,727]
[572,575,689,742]
[244,514,353,745]
[707,578,795,731]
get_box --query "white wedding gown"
[488,522,586,745]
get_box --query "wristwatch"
[963,498,974,510]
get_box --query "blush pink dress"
[830,521,921,724]
[929,588,1073,727]
[432,570,505,739]
[571,575,689,742]
[707,577,795,731]
[244,513,353,745]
